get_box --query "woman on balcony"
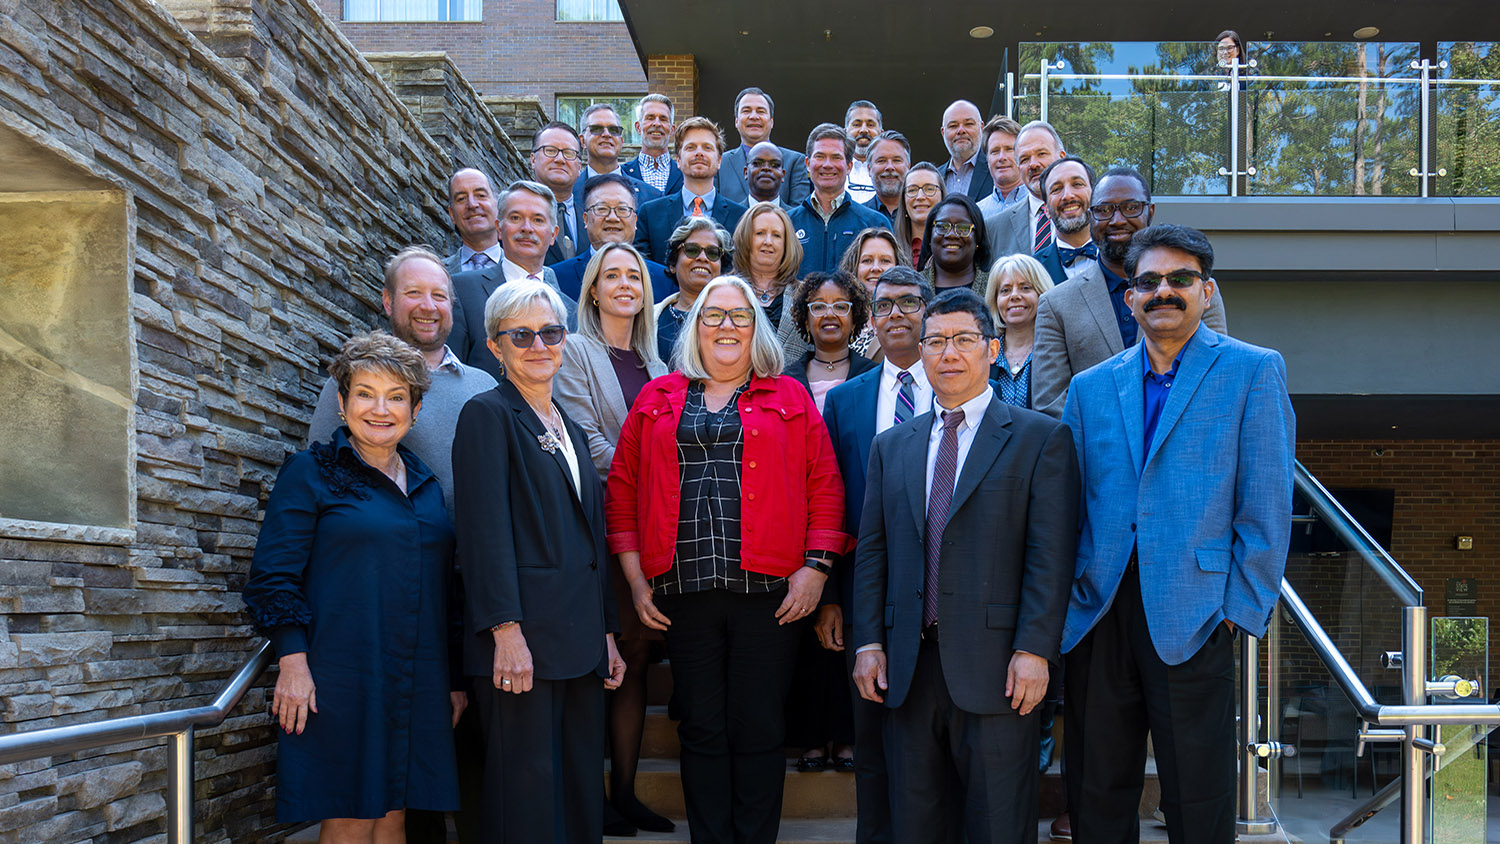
[243,330,460,838]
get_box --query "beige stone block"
[10,631,111,667]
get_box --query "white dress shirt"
[875,358,933,434]
[847,159,875,202]
[502,257,543,283]
[456,242,503,272]
[924,388,994,503]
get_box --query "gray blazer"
[718,144,812,206]
[983,195,1035,261]
[1030,261,1229,419]
[554,333,668,476]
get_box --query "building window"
[344,0,481,22]
[556,0,623,22]
[556,95,647,146]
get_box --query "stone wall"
[0,0,525,840]
[484,96,550,156]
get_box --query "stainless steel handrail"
[1294,460,1422,608]
[0,640,273,843]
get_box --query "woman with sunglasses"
[917,194,992,296]
[894,163,944,267]
[655,216,732,361]
[451,279,626,842]
[606,275,849,844]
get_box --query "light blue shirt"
[682,187,717,218]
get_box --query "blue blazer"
[1031,241,1068,286]
[545,174,661,266]
[621,156,683,195]
[632,190,748,265]
[1060,325,1295,666]
[550,247,675,303]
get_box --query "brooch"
[537,432,562,454]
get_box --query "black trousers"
[844,623,892,844]
[472,673,604,843]
[656,588,804,844]
[887,638,1040,844]
[1064,563,1236,844]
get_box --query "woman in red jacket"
[606,275,848,844]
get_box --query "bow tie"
[1059,241,1098,267]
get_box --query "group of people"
[242,74,1294,844]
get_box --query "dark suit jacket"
[550,246,675,302]
[632,190,749,265]
[447,264,575,382]
[543,193,592,267]
[853,396,1080,714]
[718,144,812,206]
[934,152,993,203]
[622,156,683,195]
[452,380,619,680]
[1031,241,1068,286]
[783,350,878,398]
[819,365,883,614]
[443,249,462,276]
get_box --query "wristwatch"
[803,558,833,576]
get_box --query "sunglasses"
[680,243,724,261]
[586,125,625,137]
[1127,270,1205,293]
[494,325,567,347]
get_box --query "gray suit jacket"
[718,144,811,206]
[983,195,1035,261]
[554,333,668,477]
[1031,261,1229,419]
[443,249,462,276]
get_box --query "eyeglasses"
[1089,200,1148,221]
[680,243,724,262]
[905,184,942,198]
[535,145,582,162]
[807,301,854,317]
[586,203,635,220]
[918,331,990,355]
[494,324,567,348]
[585,125,625,137]
[699,307,755,327]
[1127,270,1205,293]
[931,221,975,238]
[872,295,925,316]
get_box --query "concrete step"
[621,757,857,819]
[639,704,678,758]
[609,817,856,843]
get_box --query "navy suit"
[550,246,675,302]
[622,156,683,195]
[1030,241,1068,286]
[544,194,592,267]
[633,190,748,264]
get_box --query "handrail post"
[1237,632,1276,834]
[1039,59,1052,124]
[1005,71,1015,120]
[1228,57,1240,197]
[1267,611,1282,800]
[169,726,195,844]
[1400,605,1428,844]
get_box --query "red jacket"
[606,372,849,579]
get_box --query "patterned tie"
[893,370,917,426]
[557,201,575,259]
[465,252,494,272]
[692,195,705,217]
[1058,240,1099,267]
[1033,205,1053,253]
[923,408,965,628]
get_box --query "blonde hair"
[984,253,1055,332]
[577,242,662,367]
[673,276,785,379]
[731,202,803,285]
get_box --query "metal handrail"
[1293,460,1422,608]
[0,640,273,843]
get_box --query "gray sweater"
[307,356,497,516]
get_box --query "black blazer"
[452,380,619,680]
[783,350,878,398]
[632,190,748,265]
[852,396,1079,714]
[934,152,993,204]
[622,156,684,195]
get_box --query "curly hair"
[328,330,431,406]
[789,270,871,344]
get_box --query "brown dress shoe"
[1049,811,1072,841]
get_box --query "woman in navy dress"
[244,331,460,838]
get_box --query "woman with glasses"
[782,271,876,414]
[553,242,674,836]
[606,275,849,844]
[837,228,910,358]
[451,279,626,842]
[656,217,732,361]
[894,163,944,266]
[984,253,1056,409]
[917,194,992,296]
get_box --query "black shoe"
[603,801,637,837]
[796,753,829,772]
[615,796,676,833]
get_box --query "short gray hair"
[1016,120,1065,151]
[636,93,674,121]
[579,102,619,129]
[673,276,785,379]
[483,278,569,341]
[499,179,558,229]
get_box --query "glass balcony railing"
[1014,41,1500,198]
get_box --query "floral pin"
[537,432,562,454]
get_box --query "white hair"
[483,279,568,340]
[672,275,785,379]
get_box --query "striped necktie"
[923,408,965,628]
[893,370,917,426]
[1033,204,1053,253]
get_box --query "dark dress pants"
[1063,562,1236,844]
[887,637,1040,844]
[656,588,804,844]
[473,673,604,843]
[845,623,892,844]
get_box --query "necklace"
[751,279,783,306]
[813,352,850,371]
[531,401,568,453]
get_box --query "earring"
[592,298,599,306]
[338,411,346,422]
[411,414,418,427]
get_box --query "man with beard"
[934,100,990,203]
[983,121,1069,260]
[788,123,890,275]
[745,141,787,207]
[634,116,748,264]
[863,130,911,221]
[623,94,683,194]
[1033,157,1098,285]
[575,103,660,206]
[975,116,1025,217]
[1060,224,1293,844]
[1030,167,1227,419]
[844,100,883,204]
[443,168,501,275]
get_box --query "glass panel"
[556,0,623,22]
[1430,616,1489,844]
[1244,42,1423,196]
[556,96,645,147]
[1435,43,1500,196]
[343,0,480,22]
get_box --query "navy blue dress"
[243,427,460,822]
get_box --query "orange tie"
[692,196,705,217]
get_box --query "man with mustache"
[1033,157,1098,285]
[844,100,883,204]
[622,94,683,194]
[1030,166,1227,420]
[744,141,787,207]
[863,130,911,221]
[982,120,1070,261]
[443,168,501,275]
[1059,224,1293,844]
[934,100,990,203]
